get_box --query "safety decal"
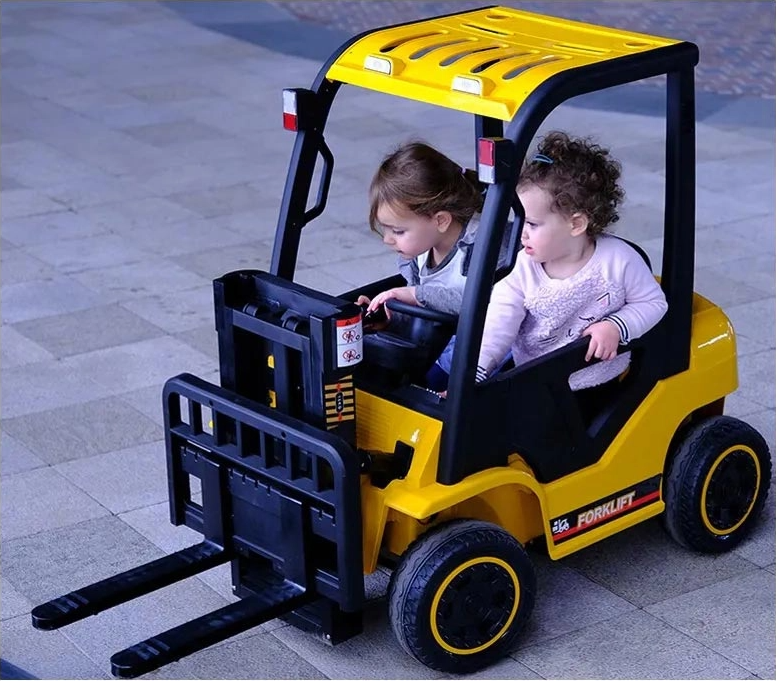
[324,377,355,429]
[549,475,661,543]
[336,315,363,368]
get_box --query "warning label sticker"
[336,315,363,368]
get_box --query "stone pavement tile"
[0,431,46,478]
[296,223,389,268]
[272,600,446,680]
[0,358,115,419]
[0,325,54,367]
[294,266,359,296]
[171,241,273,280]
[319,252,398,291]
[1,577,31,620]
[2,616,109,681]
[0,467,109,541]
[122,119,230,148]
[174,324,219,361]
[766,563,776,574]
[124,214,254,257]
[1,210,109,247]
[118,383,171,427]
[735,350,776,409]
[24,233,149,274]
[738,410,776,459]
[0,248,57,285]
[617,203,665,243]
[40,173,152,211]
[443,656,541,679]
[725,298,776,349]
[1,277,103,324]
[695,185,773,229]
[167,182,265,219]
[0,187,69,219]
[62,336,217,394]
[724,391,770,419]
[71,259,211,303]
[0,139,97,185]
[514,552,636,649]
[560,518,759,607]
[733,482,775,567]
[74,196,202,234]
[694,216,774,270]
[512,609,753,680]
[1,396,163,465]
[120,285,218,333]
[55,441,168,514]
[142,630,326,680]
[694,266,773,309]
[13,305,166,358]
[646,569,775,679]
[696,150,775,194]
[704,254,775,299]
[205,208,282,245]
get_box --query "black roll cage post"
[440,43,698,485]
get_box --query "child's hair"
[369,141,483,234]
[518,131,625,237]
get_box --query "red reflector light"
[478,138,495,166]
[283,112,298,131]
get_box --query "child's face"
[376,201,450,259]
[518,184,587,263]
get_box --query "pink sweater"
[478,235,668,390]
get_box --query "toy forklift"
[32,6,771,677]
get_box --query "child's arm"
[602,249,668,345]
[477,266,527,378]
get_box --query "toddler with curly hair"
[476,131,668,391]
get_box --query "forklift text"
[577,491,636,528]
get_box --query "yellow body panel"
[358,294,737,571]
[327,7,678,120]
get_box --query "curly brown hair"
[369,141,483,234]
[518,131,625,237]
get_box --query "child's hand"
[356,295,371,307]
[582,320,620,361]
[369,286,418,314]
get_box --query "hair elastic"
[532,153,554,164]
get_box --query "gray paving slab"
[120,285,219,334]
[513,609,754,679]
[1,396,163,465]
[0,325,54,367]
[646,569,776,679]
[560,518,760,607]
[1,276,105,325]
[2,616,109,681]
[0,467,110,541]
[0,430,46,477]
[733,482,775,567]
[1,577,32,621]
[272,601,447,680]
[1,358,116,419]
[142,630,326,680]
[70,259,211,304]
[12,305,166,358]
[61,336,216,394]
[54,442,168,514]
[170,240,274,280]
[2,210,109,248]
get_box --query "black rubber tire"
[664,415,771,553]
[387,520,535,674]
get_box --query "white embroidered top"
[477,234,668,390]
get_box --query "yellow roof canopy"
[326,6,679,120]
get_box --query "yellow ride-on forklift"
[32,6,771,677]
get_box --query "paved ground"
[1,2,774,680]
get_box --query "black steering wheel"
[385,299,458,326]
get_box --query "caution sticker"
[336,315,363,368]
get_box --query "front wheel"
[664,415,771,553]
[388,520,535,674]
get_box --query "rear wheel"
[664,415,771,552]
[388,520,535,673]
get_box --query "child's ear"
[435,211,454,232]
[570,212,589,236]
